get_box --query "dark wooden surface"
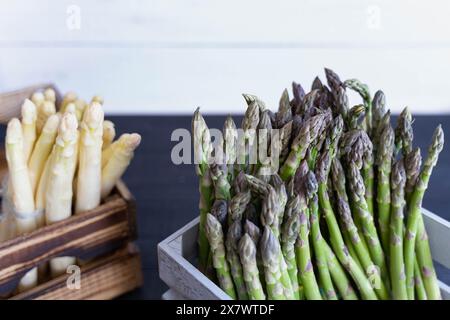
[1,115,449,299]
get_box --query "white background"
[1,0,450,115]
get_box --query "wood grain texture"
[11,244,143,300]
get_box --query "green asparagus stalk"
[261,226,293,300]
[395,107,413,156]
[205,214,237,299]
[376,114,395,254]
[414,258,427,300]
[261,185,282,238]
[331,159,389,299]
[405,148,422,203]
[244,219,266,293]
[344,79,372,134]
[192,108,214,271]
[295,199,322,300]
[238,234,266,300]
[371,90,386,135]
[224,115,238,180]
[389,159,408,300]
[225,221,249,300]
[228,190,251,226]
[280,205,301,299]
[404,125,443,300]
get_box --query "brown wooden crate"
[11,244,142,300]
[0,84,139,297]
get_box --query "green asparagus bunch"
[191,68,444,300]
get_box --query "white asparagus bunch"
[76,102,104,213]
[45,113,79,276]
[5,118,38,292]
[101,133,141,199]
[28,114,60,195]
[21,99,37,162]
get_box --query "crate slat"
[158,210,450,300]
[11,244,142,300]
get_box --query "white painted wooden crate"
[158,208,450,300]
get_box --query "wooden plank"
[162,289,187,300]
[11,244,143,300]
[422,208,450,269]
[158,219,230,300]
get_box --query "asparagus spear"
[389,159,408,300]
[76,102,104,213]
[102,120,116,150]
[224,115,238,180]
[317,154,378,300]
[205,213,237,299]
[405,148,422,202]
[344,79,372,133]
[228,190,251,226]
[376,115,395,253]
[404,126,443,300]
[28,114,60,195]
[45,113,79,276]
[280,114,326,181]
[31,91,45,107]
[280,206,301,299]
[44,87,56,102]
[21,99,37,162]
[261,226,294,299]
[240,100,260,172]
[36,100,57,135]
[101,133,141,199]
[395,107,413,156]
[261,185,281,238]
[414,258,427,300]
[275,89,293,129]
[238,234,266,300]
[371,90,386,137]
[211,199,228,229]
[331,159,388,299]
[310,192,337,300]
[225,221,248,300]
[244,219,266,292]
[5,118,36,232]
[60,92,78,113]
[295,191,322,300]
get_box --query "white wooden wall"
[1,0,450,114]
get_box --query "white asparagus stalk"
[21,99,37,162]
[75,102,104,213]
[101,142,116,168]
[36,100,56,135]
[35,149,53,223]
[45,113,79,276]
[44,87,56,102]
[60,92,77,113]
[101,133,141,199]
[5,118,36,219]
[102,120,115,150]
[45,113,78,223]
[5,118,38,292]
[31,91,45,107]
[28,114,60,195]
[91,95,104,105]
[74,99,87,122]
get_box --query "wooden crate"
[0,84,142,299]
[158,209,450,300]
